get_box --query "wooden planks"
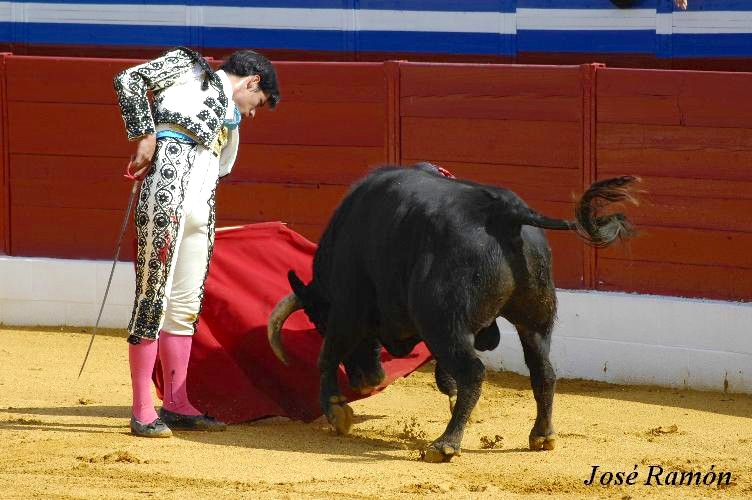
[0,53,8,254]
[230,144,384,185]
[12,205,138,260]
[5,56,388,257]
[6,56,143,257]
[216,183,348,227]
[597,259,752,302]
[6,56,139,105]
[595,67,752,301]
[4,55,752,303]
[598,123,752,182]
[225,62,388,244]
[598,68,752,128]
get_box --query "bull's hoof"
[529,433,557,451]
[326,396,354,435]
[422,442,461,463]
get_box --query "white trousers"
[128,137,219,340]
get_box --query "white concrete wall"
[1,256,750,394]
[0,256,134,328]
[479,291,752,395]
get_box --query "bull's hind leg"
[515,323,557,450]
[422,339,484,463]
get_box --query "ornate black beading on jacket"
[113,46,229,148]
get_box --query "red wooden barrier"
[0,53,8,254]
[595,68,752,301]
[6,56,141,259]
[2,54,751,302]
[216,61,389,242]
[580,63,603,289]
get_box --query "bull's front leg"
[423,340,485,463]
[317,322,360,435]
[436,362,481,422]
[342,337,385,395]
[434,362,457,412]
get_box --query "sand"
[0,326,750,499]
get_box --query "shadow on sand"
[479,364,752,420]
[0,404,416,461]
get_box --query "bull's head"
[267,271,328,365]
[268,272,385,394]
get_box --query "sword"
[78,161,142,378]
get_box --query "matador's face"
[232,75,268,120]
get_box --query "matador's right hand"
[130,134,156,180]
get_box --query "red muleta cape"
[154,222,432,424]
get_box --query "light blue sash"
[155,129,196,143]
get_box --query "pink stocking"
[129,339,159,424]
[158,332,202,416]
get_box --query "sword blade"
[78,180,139,378]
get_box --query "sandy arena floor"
[0,326,750,499]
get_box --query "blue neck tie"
[225,106,241,130]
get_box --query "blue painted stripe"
[8,0,752,11]
[206,28,509,54]
[356,1,515,12]
[683,0,752,11]
[519,0,752,10]
[203,27,350,50]
[11,22,511,55]
[357,31,508,55]
[517,29,656,53]
[656,0,673,14]
[22,23,190,46]
[673,33,752,56]
[518,0,658,8]
[9,0,515,11]
[4,20,752,58]
[10,0,350,6]
[5,26,752,59]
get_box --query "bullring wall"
[0,55,750,393]
[1,55,750,301]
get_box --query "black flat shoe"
[158,408,227,432]
[130,416,173,438]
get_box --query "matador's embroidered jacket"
[113,46,239,177]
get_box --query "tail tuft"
[574,176,640,248]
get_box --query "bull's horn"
[267,292,303,366]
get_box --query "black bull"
[268,165,638,462]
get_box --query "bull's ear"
[287,270,308,297]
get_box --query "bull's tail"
[518,176,639,248]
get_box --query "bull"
[268,165,637,462]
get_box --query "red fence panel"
[595,67,752,301]
[5,57,391,256]
[216,61,390,241]
[399,62,588,289]
[4,55,752,302]
[6,55,140,260]
[0,53,8,254]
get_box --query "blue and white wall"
[0,0,751,64]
